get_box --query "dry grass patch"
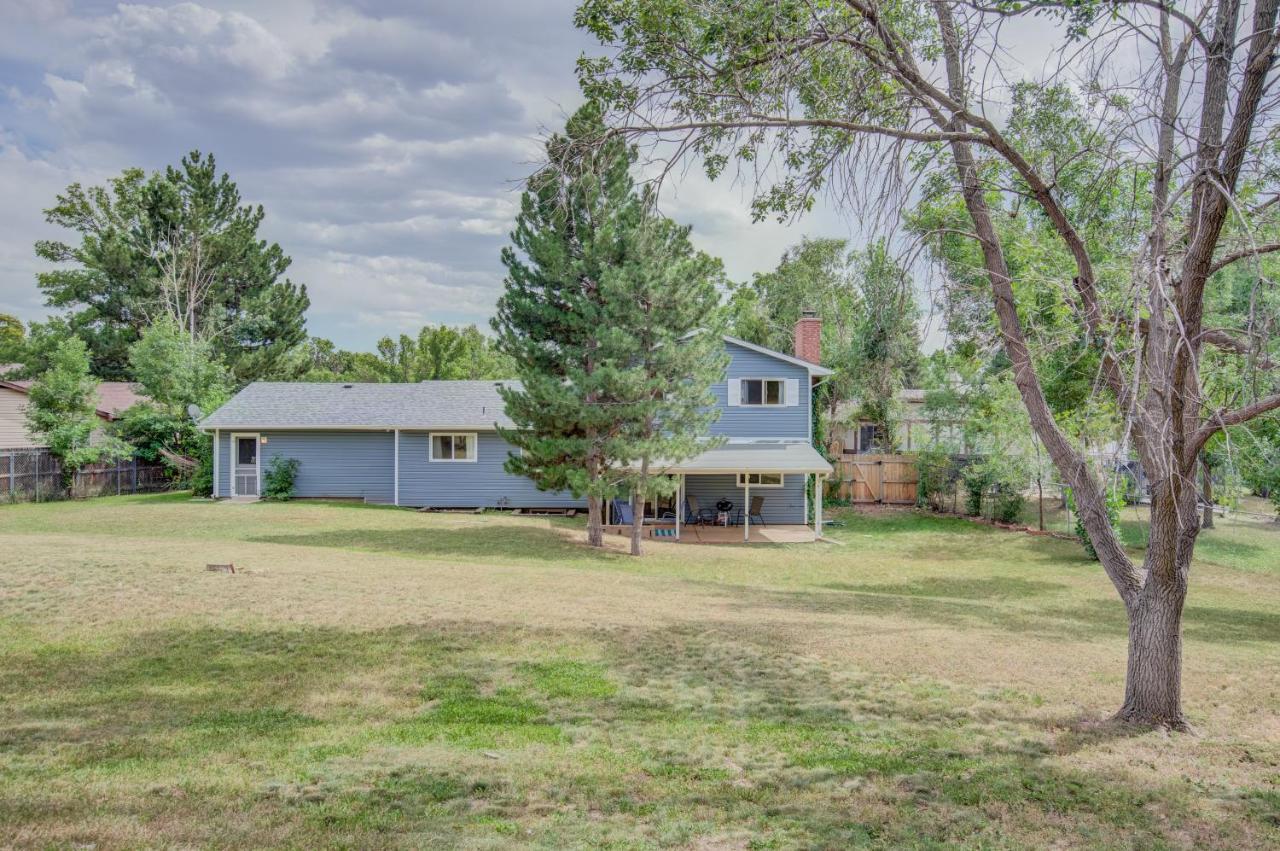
[0,494,1278,848]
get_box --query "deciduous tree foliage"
[728,237,864,431]
[36,151,309,382]
[290,326,513,383]
[24,336,130,489]
[0,314,23,365]
[116,318,231,494]
[728,238,920,450]
[576,0,1280,728]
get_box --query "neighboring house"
[200,323,834,526]
[832,389,944,455]
[0,379,146,449]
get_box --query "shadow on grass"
[248,523,617,564]
[826,576,1069,600]
[1,619,1268,847]
[824,507,993,538]
[733,586,1280,645]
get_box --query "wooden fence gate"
[831,455,919,504]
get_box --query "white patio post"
[212,429,219,498]
[393,429,400,506]
[676,474,683,541]
[743,477,750,542]
[815,473,825,541]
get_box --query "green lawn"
[1,495,1277,849]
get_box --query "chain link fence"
[0,447,172,503]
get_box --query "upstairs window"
[741,378,784,406]
[430,433,476,462]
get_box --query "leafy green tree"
[493,103,651,547]
[25,336,130,491]
[608,217,728,555]
[36,151,309,381]
[728,238,862,435]
[575,0,1280,728]
[728,238,920,450]
[129,318,230,414]
[118,318,230,493]
[846,242,921,451]
[0,314,23,365]
[306,325,515,384]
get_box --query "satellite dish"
[187,404,203,421]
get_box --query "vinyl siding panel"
[216,430,229,497]
[683,473,807,524]
[0,388,40,448]
[264,431,395,503]
[216,430,394,503]
[710,342,811,440]
[399,430,584,509]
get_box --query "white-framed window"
[430,433,477,462]
[737,473,784,488]
[740,378,785,406]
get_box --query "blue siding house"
[201,328,833,536]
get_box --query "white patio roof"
[651,442,833,475]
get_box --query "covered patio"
[602,523,818,544]
[605,442,834,543]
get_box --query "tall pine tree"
[495,105,728,551]
[606,215,727,555]
[493,104,640,546]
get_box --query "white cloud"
[0,0,871,351]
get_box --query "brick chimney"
[794,310,822,365]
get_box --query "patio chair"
[684,495,717,525]
[611,498,635,525]
[736,495,766,527]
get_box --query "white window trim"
[738,377,788,408]
[429,432,479,463]
[230,432,261,497]
[737,472,785,488]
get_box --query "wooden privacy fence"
[0,447,171,503]
[831,454,919,504]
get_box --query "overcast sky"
[0,0,867,350]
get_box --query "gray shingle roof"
[649,442,833,474]
[200,381,519,430]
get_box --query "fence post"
[132,457,138,494]
[7,451,12,501]
[35,451,40,502]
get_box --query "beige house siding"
[0,386,41,448]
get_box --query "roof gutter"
[197,423,505,433]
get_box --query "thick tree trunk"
[629,458,649,557]
[1116,582,1189,730]
[1201,456,1214,529]
[585,444,605,548]
[629,487,643,556]
[586,494,604,548]
[1108,482,1195,730]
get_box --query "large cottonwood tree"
[576,0,1280,729]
